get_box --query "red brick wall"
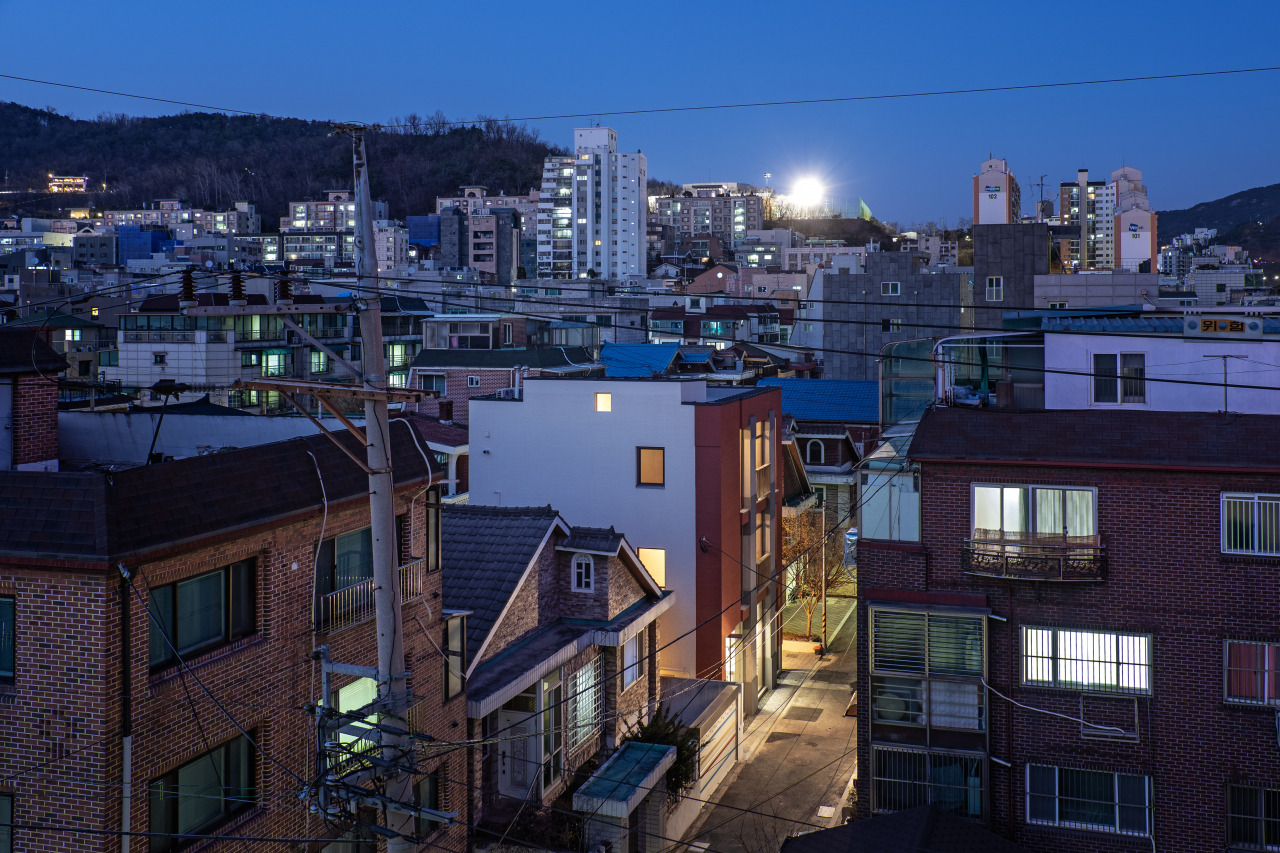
[410,366,549,423]
[13,375,58,467]
[855,461,1280,853]
[0,481,467,853]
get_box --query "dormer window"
[573,554,594,592]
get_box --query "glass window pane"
[335,529,373,591]
[149,586,175,666]
[1121,354,1145,403]
[1057,630,1117,690]
[1003,487,1028,534]
[973,486,1001,536]
[1058,767,1115,829]
[1093,354,1118,403]
[1034,488,1062,536]
[871,675,925,725]
[0,597,14,678]
[1064,490,1095,537]
[175,572,224,655]
[638,448,664,485]
[176,750,223,833]
[1023,628,1054,684]
[928,616,984,677]
[929,681,982,729]
[230,560,255,638]
[1228,785,1261,845]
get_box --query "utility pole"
[1203,354,1247,412]
[352,127,415,851]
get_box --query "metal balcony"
[314,558,430,633]
[962,534,1106,582]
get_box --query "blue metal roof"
[678,350,712,363]
[756,378,879,423]
[599,342,679,377]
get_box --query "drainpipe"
[120,569,133,853]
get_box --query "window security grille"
[1227,784,1280,849]
[567,655,603,751]
[1026,764,1150,836]
[1022,627,1150,695]
[1225,640,1280,705]
[1222,494,1280,556]
[872,747,983,819]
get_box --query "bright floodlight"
[792,177,823,209]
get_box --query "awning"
[324,343,350,351]
[263,347,292,355]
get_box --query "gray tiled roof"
[0,422,436,561]
[561,526,623,554]
[442,505,560,662]
[779,805,1027,853]
[911,406,1280,469]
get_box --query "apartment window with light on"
[637,548,665,587]
[149,734,257,850]
[1221,493,1280,556]
[1092,353,1145,404]
[985,276,1003,302]
[971,484,1096,542]
[637,447,664,487]
[149,560,256,670]
[1228,784,1280,849]
[1022,627,1150,694]
[1026,764,1151,837]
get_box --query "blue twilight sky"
[2,0,1278,224]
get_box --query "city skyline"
[2,0,1278,225]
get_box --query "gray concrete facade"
[972,222,1050,328]
[1034,272,1158,308]
[823,252,968,381]
[437,206,468,268]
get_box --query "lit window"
[91,307,99,317]
[637,548,665,587]
[636,447,664,487]
[622,633,645,689]
[1021,626,1150,694]
[572,553,594,592]
[595,392,611,412]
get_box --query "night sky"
[2,0,1278,224]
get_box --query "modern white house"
[468,377,783,714]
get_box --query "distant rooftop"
[757,378,878,423]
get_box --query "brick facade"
[855,460,1280,852]
[13,374,58,468]
[0,475,464,851]
[409,367,552,423]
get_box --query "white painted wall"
[60,410,366,464]
[1044,333,1280,414]
[470,379,702,676]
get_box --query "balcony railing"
[123,330,196,343]
[315,558,430,633]
[962,531,1106,582]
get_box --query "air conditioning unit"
[497,388,516,399]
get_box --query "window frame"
[443,615,466,701]
[1025,763,1151,837]
[0,595,13,685]
[1020,625,1152,696]
[622,633,646,690]
[985,276,1003,302]
[871,746,985,820]
[969,483,1098,540]
[148,560,257,671]
[1091,352,1146,405]
[881,281,901,296]
[1227,783,1280,849]
[636,446,665,487]
[572,553,594,593]
[1221,493,1280,557]
[148,732,257,850]
[806,440,825,465]
[1224,639,1280,706]
[567,655,603,750]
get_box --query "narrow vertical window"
[572,554,594,592]
[444,615,466,700]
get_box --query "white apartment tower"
[972,157,1021,224]
[1057,167,1156,272]
[537,127,646,279]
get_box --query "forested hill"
[0,102,567,226]
[1157,181,1280,238]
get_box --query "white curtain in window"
[1064,490,1095,537]
[973,487,1001,534]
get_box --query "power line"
[5,65,1280,127]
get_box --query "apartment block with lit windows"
[651,183,765,248]
[854,406,1280,852]
[536,128,646,280]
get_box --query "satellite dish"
[205,260,214,268]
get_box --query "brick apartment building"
[855,406,1280,852]
[0,328,65,472]
[0,421,465,852]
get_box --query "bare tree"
[782,509,849,640]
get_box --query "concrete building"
[469,378,783,713]
[1033,271,1159,309]
[435,186,540,236]
[972,222,1051,328]
[650,185,766,247]
[72,230,119,266]
[973,158,1021,225]
[823,252,971,381]
[279,190,388,232]
[374,219,410,272]
[537,128,646,279]
[1057,167,1156,272]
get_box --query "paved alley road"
[683,605,858,853]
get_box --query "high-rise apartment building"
[435,186,540,236]
[536,127,646,279]
[651,183,766,246]
[1057,168,1155,272]
[972,158,1021,225]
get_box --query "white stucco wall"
[469,379,702,676]
[1044,333,1280,414]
